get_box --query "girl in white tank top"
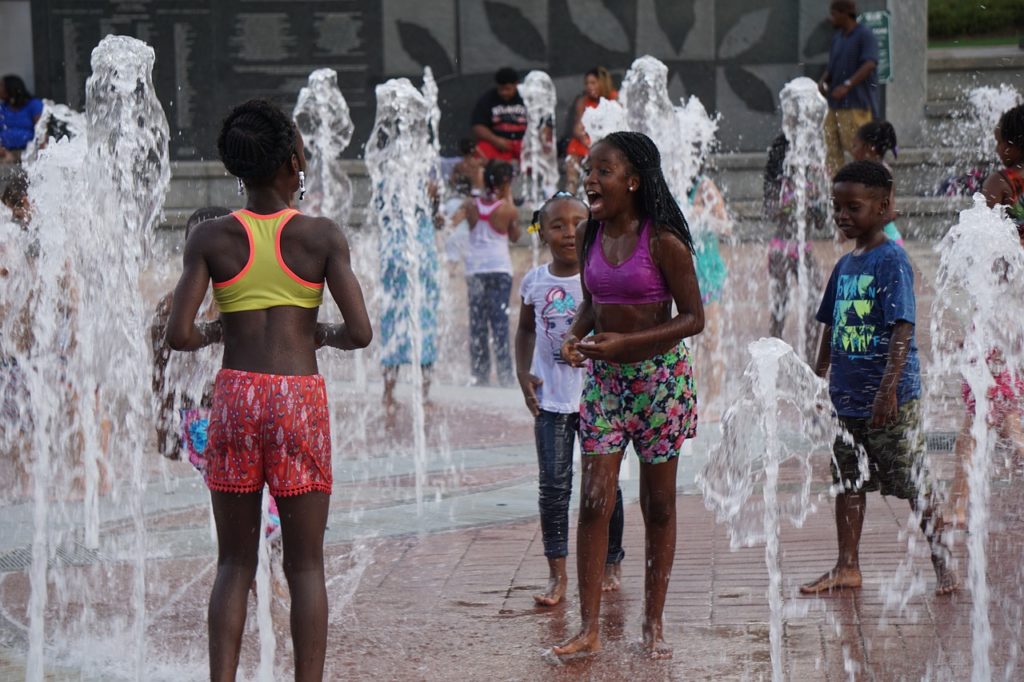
[465,196,514,275]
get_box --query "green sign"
[860,10,893,83]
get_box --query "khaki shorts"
[824,108,873,175]
[831,400,928,500]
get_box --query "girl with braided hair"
[555,131,704,659]
[166,98,372,681]
[852,120,903,244]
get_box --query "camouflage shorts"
[831,400,928,500]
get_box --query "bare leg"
[913,495,960,595]
[208,491,262,682]
[276,492,331,682]
[998,411,1024,460]
[948,414,973,528]
[552,451,623,657]
[800,491,865,593]
[637,457,679,659]
[534,556,568,606]
[421,364,433,409]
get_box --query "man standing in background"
[819,0,879,174]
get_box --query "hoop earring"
[298,171,306,201]
[237,178,245,196]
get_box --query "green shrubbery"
[929,0,1024,40]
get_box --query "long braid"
[217,99,296,184]
[582,131,694,261]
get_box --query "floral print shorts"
[579,342,697,464]
[205,369,332,497]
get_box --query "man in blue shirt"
[818,0,879,174]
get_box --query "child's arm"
[981,171,1012,209]
[317,219,372,350]
[561,220,596,367]
[814,325,832,378]
[514,298,542,416]
[166,226,222,351]
[871,320,913,428]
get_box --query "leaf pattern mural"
[803,20,833,59]
[484,1,547,61]
[396,21,455,77]
[724,66,776,113]
[653,0,695,54]
[718,8,770,60]
[566,0,630,54]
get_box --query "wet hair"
[1,170,28,208]
[833,160,893,193]
[217,99,296,185]
[495,67,519,86]
[582,132,694,258]
[484,160,514,191]
[856,120,898,160]
[457,137,477,156]
[830,0,857,19]
[998,104,1024,148]
[185,206,230,238]
[2,75,32,109]
[585,66,615,99]
[529,191,587,234]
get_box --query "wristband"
[842,79,852,88]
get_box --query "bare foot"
[640,620,673,660]
[533,562,567,607]
[552,629,601,658]
[602,562,621,592]
[799,567,862,594]
[931,551,960,595]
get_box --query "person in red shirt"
[471,67,527,163]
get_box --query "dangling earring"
[237,178,245,195]
[298,170,306,201]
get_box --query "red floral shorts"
[205,369,332,497]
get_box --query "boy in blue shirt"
[801,160,959,596]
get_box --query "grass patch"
[929,0,1024,41]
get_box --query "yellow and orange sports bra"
[212,208,324,313]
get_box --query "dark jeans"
[467,272,513,385]
[536,410,624,563]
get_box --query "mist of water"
[699,337,835,681]
[930,194,1024,681]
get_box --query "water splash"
[519,70,559,205]
[699,337,834,682]
[964,85,1022,163]
[778,77,828,362]
[4,34,170,681]
[930,194,1024,681]
[293,68,355,227]
[365,77,438,513]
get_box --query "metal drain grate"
[0,543,104,574]
[926,431,958,453]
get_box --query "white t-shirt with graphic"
[519,264,585,414]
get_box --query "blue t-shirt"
[0,98,44,150]
[816,240,920,418]
[827,23,879,114]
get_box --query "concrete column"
[885,0,928,146]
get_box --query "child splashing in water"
[851,120,903,245]
[948,103,1024,525]
[515,192,626,606]
[801,160,958,596]
[166,99,372,682]
[554,132,704,659]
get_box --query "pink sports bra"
[584,219,672,305]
